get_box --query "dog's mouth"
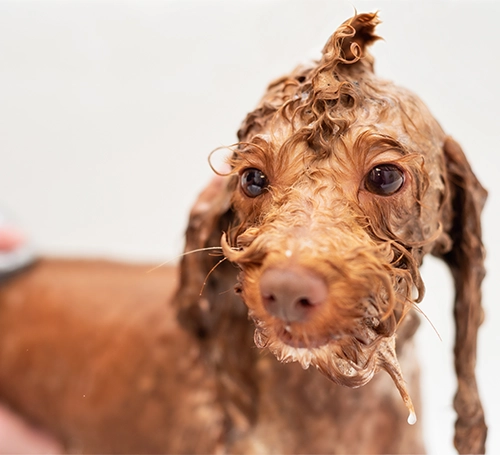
[252,312,377,367]
[251,313,417,426]
[268,312,383,350]
[273,324,339,349]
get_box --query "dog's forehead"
[239,82,444,169]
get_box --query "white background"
[0,1,498,453]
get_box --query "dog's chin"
[252,321,380,388]
[252,319,418,424]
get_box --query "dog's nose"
[259,267,327,322]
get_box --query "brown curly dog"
[0,12,487,454]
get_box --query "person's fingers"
[0,405,63,454]
[0,227,25,252]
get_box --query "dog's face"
[215,14,457,420]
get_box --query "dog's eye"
[365,164,405,196]
[240,168,268,197]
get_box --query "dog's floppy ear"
[175,172,238,337]
[175,173,260,430]
[438,136,488,454]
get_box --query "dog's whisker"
[217,288,235,296]
[147,247,224,273]
[411,303,442,342]
[199,257,228,297]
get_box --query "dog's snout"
[259,267,327,322]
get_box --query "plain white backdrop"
[0,1,498,453]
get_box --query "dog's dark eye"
[240,168,268,198]
[365,164,405,196]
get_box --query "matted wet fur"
[0,12,487,454]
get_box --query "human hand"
[0,405,63,454]
[0,226,25,251]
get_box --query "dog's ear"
[175,172,239,337]
[438,136,488,454]
[175,173,260,430]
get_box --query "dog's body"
[0,13,487,454]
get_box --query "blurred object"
[0,209,36,279]
[0,404,63,454]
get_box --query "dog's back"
[0,259,227,453]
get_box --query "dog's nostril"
[298,298,313,307]
[259,267,327,322]
[263,293,276,302]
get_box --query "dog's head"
[177,13,487,453]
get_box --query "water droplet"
[407,411,417,425]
